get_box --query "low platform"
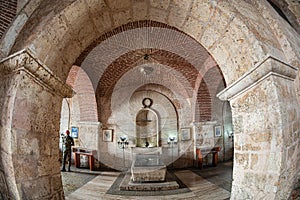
[120,172,179,191]
[131,154,166,182]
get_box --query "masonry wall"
[0,50,71,199]
[0,67,18,199]
[225,58,300,199]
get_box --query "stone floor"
[62,161,233,200]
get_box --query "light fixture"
[144,54,149,60]
[117,136,129,171]
[118,136,129,149]
[168,136,176,170]
[169,136,176,142]
[140,66,154,75]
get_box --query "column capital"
[0,48,75,98]
[217,55,298,101]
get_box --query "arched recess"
[135,100,159,148]
[61,65,99,151]
[0,1,298,199]
[194,64,233,162]
[129,88,180,166]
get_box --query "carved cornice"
[217,55,298,101]
[0,48,75,98]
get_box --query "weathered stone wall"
[0,65,19,200]
[0,50,74,199]
[12,68,63,199]
[218,56,299,199]
[0,0,282,84]
[231,75,299,199]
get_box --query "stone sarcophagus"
[131,154,166,182]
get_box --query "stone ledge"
[217,55,298,101]
[0,48,75,98]
[119,172,179,191]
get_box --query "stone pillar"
[0,49,74,199]
[218,56,299,199]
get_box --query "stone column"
[218,56,299,199]
[0,49,74,199]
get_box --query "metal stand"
[168,136,176,170]
[118,136,129,171]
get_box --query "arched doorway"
[0,1,299,199]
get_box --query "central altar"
[131,153,166,182]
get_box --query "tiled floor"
[63,161,233,200]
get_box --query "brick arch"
[96,48,199,97]
[195,66,225,122]
[0,0,17,40]
[68,66,98,122]
[96,48,198,124]
[74,20,185,66]
[196,80,211,122]
[106,62,195,128]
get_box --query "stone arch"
[1,1,298,67]
[2,1,291,82]
[0,1,298,199]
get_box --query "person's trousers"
[62,149,72,170]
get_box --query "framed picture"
[181,128,191,141]
[103,129,113,142]
[71,126,78,138]
[214,126,222,137]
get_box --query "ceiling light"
[140,66,153,75]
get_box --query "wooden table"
[73,149,96,171]
[196,147,220,169]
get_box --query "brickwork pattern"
[0,0,17,40]
[196,80,211,122]
[96,48,198,96]
[74,67,98,122]
[75,21,185,66]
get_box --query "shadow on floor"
[191,160,233,192]
[62,160,233,196]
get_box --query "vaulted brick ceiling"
[79,21,219,97]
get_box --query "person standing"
[61,130,74,172]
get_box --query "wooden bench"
[196,146,220,169]
[73,148,96,171]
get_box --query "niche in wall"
[135,98,159,147]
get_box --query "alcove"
[135,98,159,147]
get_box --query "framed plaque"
[103,129,113,142]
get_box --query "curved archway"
[0,1,299,199]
